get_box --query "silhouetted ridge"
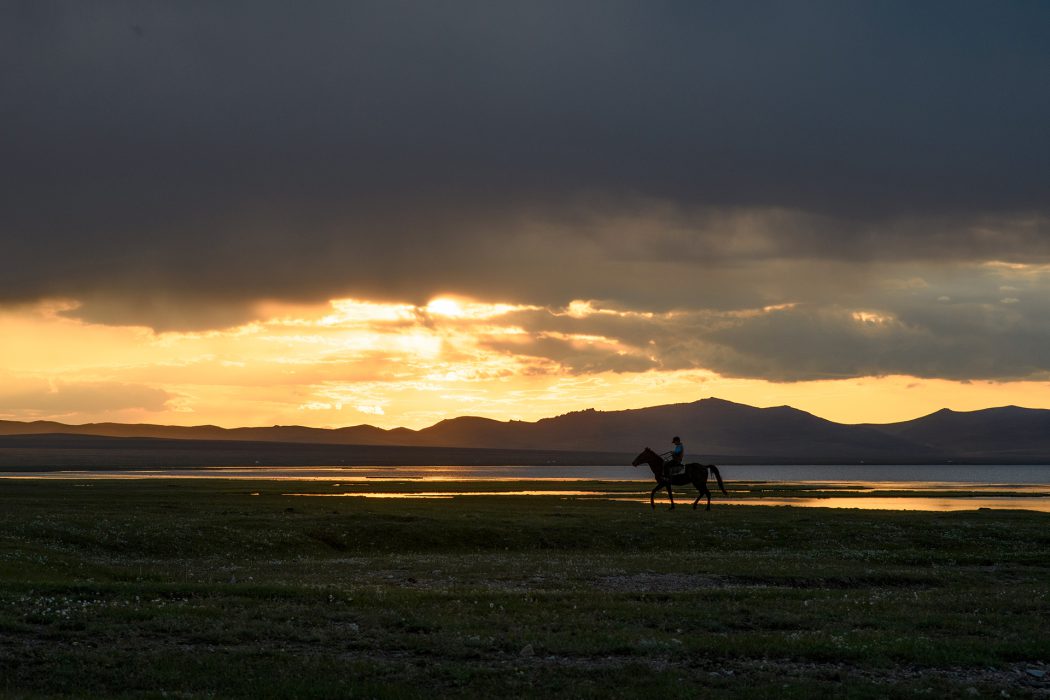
[3,398,1050,463]
[872,405,1050,460]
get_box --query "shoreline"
[3,472,1048,512]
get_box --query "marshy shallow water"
[4,465,1048,511]
[278,484,1050,512]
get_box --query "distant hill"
[408,399,947,463]
[0,434,629,469]
[2,398,1050,464]
[0,420,400,446]
[863,405,1050,463]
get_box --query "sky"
[2,1,1049,429]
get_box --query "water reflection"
[609,496,1050,512]
[4,465,1049,512]
[280,489,1050,512]
[742,481,1050,494]
[285,490,608,499]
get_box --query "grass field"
[1,478,1048,698]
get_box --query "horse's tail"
[709,465,727,495]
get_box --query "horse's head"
[632,447,658,467]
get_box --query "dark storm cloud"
[2,1,1049,382]
[490,297,1050,382]
[487,263,1050,381]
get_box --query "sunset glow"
[3,293,1049,430]
[5,7,1050,699]
[3,3,1050,434]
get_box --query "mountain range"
[2,398,1050,464]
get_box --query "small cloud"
[1000,297,1020,304]
[937,296,951,302]
[851,310,893,326]
[298,401,341,411]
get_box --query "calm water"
[4,465,1049,512]
[3,463,1048,483]
[282,490,1050,512]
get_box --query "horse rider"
[662,436,684,479]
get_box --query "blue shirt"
[672,443,683,462]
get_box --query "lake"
[3,463,1049,483]
[3,463,1049,512]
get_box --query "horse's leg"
[692,469,707,510]
[650,483,661,510]
[666,484,675,510]
[706,488,712,511]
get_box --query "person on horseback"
[663,436,684,479]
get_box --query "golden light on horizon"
[425,296,539,320]
[2,295,1049,430]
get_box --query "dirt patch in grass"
[595,573,734,592]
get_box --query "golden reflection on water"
[746,480,1050,494]
[284,490,611,499]
[607,496,1050,512]
[280,490,1050,512]
[3,469,1049,512]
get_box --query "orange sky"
[4,5,1050,434]
[3,295,1047,429]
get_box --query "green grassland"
[1,479,1048,698]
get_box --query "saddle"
[664,460,685,478]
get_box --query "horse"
[632,447,727,511]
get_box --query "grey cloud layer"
[2,2,1049,379]
[489,263,1050,381]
